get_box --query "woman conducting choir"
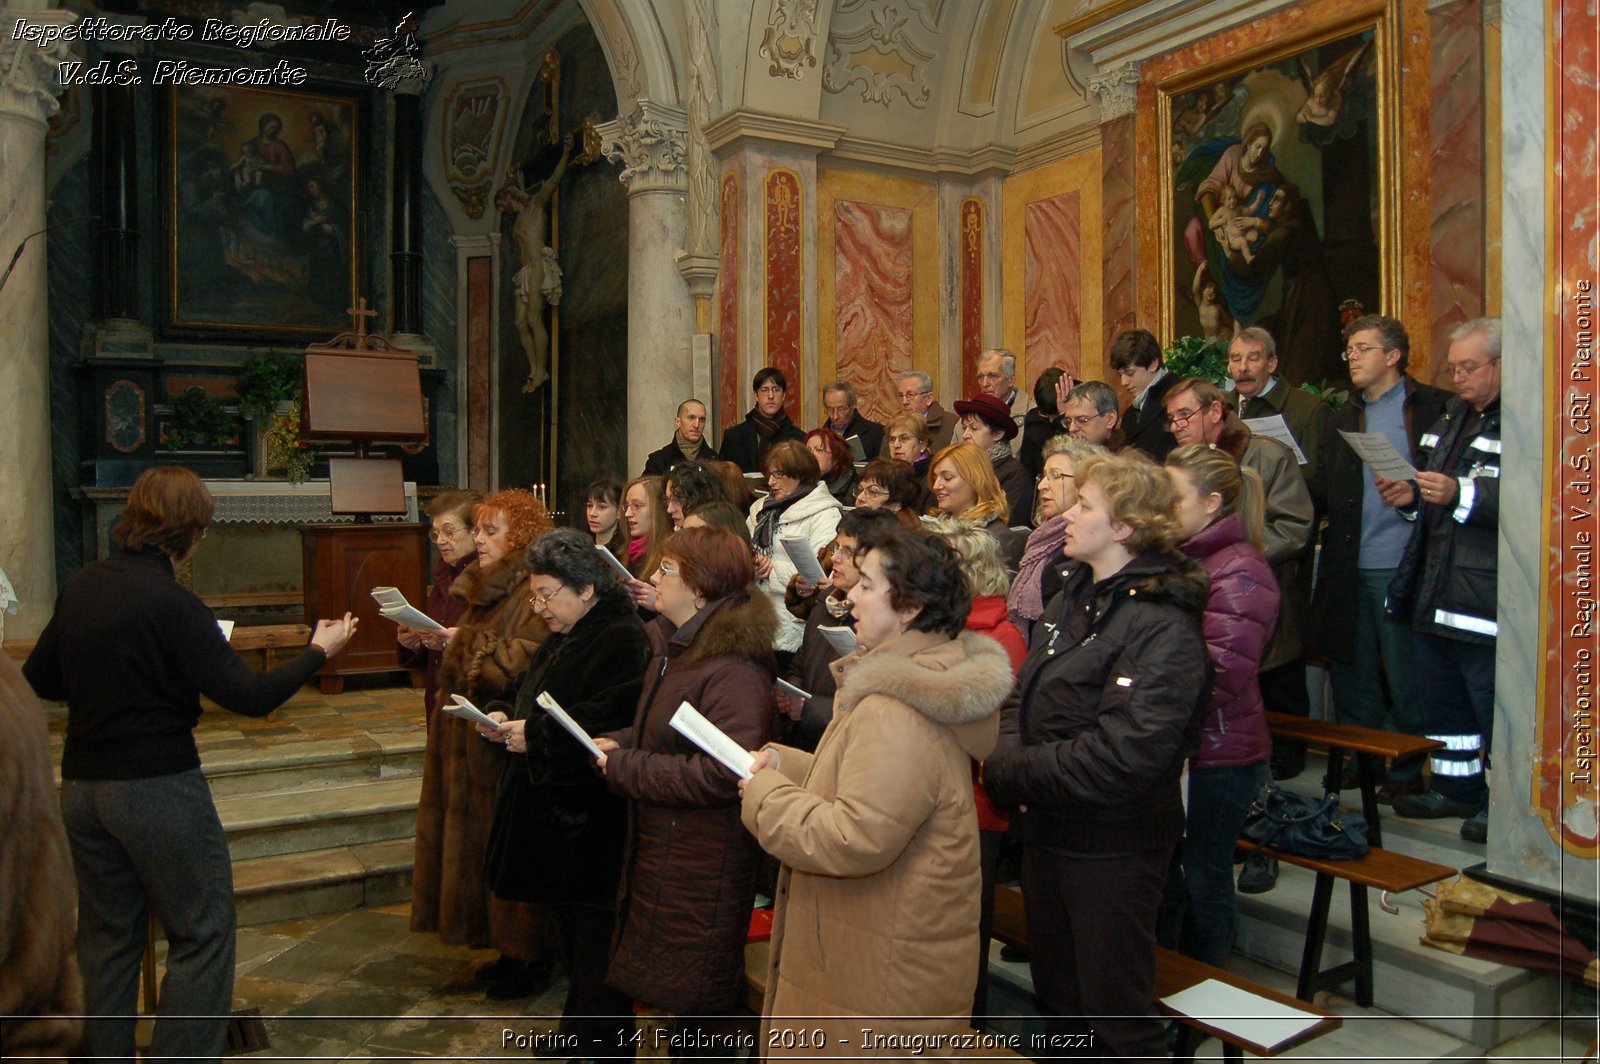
[739,527,1013,1053]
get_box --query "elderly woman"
[23,467,356,1061]
[747,440,843,663]
[955,393,1035,527]
[1009,437,1105,640]
[477,528,650,1057]
[593,527,777,1048]
[928,442,1025,570]
[983,454,1210,1060]
[412,488,554,999]
[739,527,1012,1054]
[805,426,859,505]
[397,489,480,723]
[853,457,925,529]
[883,412,936,512]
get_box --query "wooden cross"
[345,297,377,340]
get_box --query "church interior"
[0,0,1596,1059]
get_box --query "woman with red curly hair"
[412,488,555,999]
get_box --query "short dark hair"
[837,506,900,540]
[684,500,752,543]
[764,439,821,488]
[1065,379,1120,417]
[752,367,788,394]
[661,526,755,602]
[114,466,214,558]
[584,478,622,508]
[665,461,728,513]
[1109,328,1163,373]
[858,458,922,511]
[525,526,614,592]
[1033,367,1066,415]
[1344,314,1410,372]
[856,527,971,637]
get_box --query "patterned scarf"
[674,432,703,462]
[1007,512,1069,642]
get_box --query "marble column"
[0,4,74,640]
[1090,63,1140,353]
[597,102,694,476]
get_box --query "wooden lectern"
[299,300,430,693]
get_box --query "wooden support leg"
[1297,872,1335,1002]
[1354,749,1384,848]
[1350,881,1373,1007]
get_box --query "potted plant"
[1162,334,1231,387]
[163,386,236,451]
[236,351,303,419]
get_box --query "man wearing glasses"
[893,368,957,452]
[1308,314,1449,808]
[719,368,805,474]
[820,380,884,460]
[1379,318,1503,844]
[1059,380,1125,450]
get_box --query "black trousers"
[550,904,635,1060]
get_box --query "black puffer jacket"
[1387,395,1501,645]
[983,551,1212,856]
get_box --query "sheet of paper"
[776,677,813,702]
[817,625,857,656]
[534,691,604,759]
[444,694,501,730]
[1338,430,1418,480]
[217,619,236,642]
[1243,414,1308,465]
[669,701,756,780]
[370,587,445,631]
[1159,979,1325,1051]
[595,544,637,583]
[780,537,827,585]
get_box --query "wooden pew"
[229,623,312,670]
[991,884,1340,1060]
[1264,711,1442,846]
[1235,839,1455,1007]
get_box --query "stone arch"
[580,0,684,111]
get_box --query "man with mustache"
[1224,327,1330,487]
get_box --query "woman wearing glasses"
[397,490,482,724]
[1009,437,1105,641]
[593,527,778,1049]
[477,528,650,1058]
[746,440,844,666]
[852,458,925,529]
[882,412,937,512]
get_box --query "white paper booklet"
[817,625,857,655]
[444,693,501,730]
[1243,414,1308,465]
[217,619,236,642]
[776,677,813,702]
[370,586,445,631]
[780,537,828,585]
[534,691,605,759]
[669,701,756,780]
[1158,979,1325,1050]
[1338,430,1419,481]
[595,545,637,583]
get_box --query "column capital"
[597,100,688,195]
[392,62,434,96]
[0,8,76,128]
[1086,62,1140,123]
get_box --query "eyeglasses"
[887,433,919,446]
[1064,413,1108,427]
[1341,343,1387,361]
[1447,358,1499,380]
[622,501,648,513]
[1037,470,1075,485]
[896,390,931,401]
[527,585,569,609]
[429,524,469,542]
[856,484,888,499]
[1165,408,1199,429]
[824,405,852,417]
[755,385,785,396]
[975,371,1005,383]
[658,561,680,578]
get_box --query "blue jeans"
[1331,568,1424,781]
[1412,631,1496,806]
[1156,761,1268,967]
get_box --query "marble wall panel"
[765,169,804,423]
[834,200,914,422]
[718,171,741,435]
[959,199,984,401]
[1024,190,1082,376]
[1427,0,1486,387]
[1101,115,1137,351]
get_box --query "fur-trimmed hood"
[450,552,532,608]
[657,587,780,674]
[832,630,1012,759]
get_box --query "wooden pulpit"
[298,299,430,693]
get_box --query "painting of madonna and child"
[1171,27,1385,391]
[169,85,357,337]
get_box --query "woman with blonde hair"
[619,476,670,614]
[983,453,1211,1060]
[413,488,555,999]
[1157,445,1278,967]
[928,442,1024,570]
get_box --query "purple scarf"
[1007,512,1069,642]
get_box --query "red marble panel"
[960,198,984,400]
[1540,0,1599,856]
[835,199,915,423]
[1101,115,1138,354]
[718,172,740,435]
[1427,0,1485,389]
[467,255,491,492]
[765,169,803,424]
[1024,190,1082,377]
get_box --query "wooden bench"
[229,623,312,670]
[1264,711,1442,847]
[1235,838,1455,1007]
[2,639,36,663]
[991,885,1340,1060]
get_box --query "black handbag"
[1241,783,1370,860]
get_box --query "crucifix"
[346,297,378,342]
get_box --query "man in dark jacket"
[821,380,884,460]
[719,368,805,473]
[1310,315,1449,803]
[642,398,721,476]
[1112,328,1179,461]
[1380,318,1503,844]
[1225,327,1330,486]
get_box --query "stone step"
[233,837,414,926]
[199,733,427,798]
[215,777,422,861]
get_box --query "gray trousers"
[61,768,236,1064]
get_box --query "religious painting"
[1162,15,1396,390]
[167,84,358,336]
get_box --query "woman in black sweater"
[23,467,355,1064]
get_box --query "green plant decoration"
[1298,380,1351,411]
[236,351,304,420]
[164,386,236,450]
[263,400,315,484]
[1162,335,1230,387]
